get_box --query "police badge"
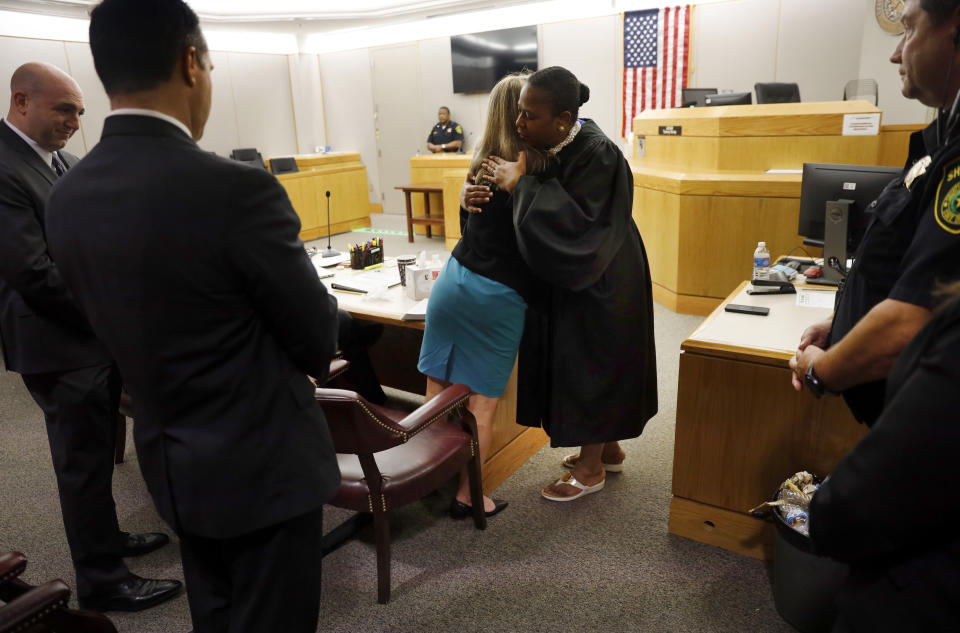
[935,158,960,234]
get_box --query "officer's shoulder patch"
[936,157,960,234]
[455,125,462,134]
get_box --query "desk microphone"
[321,190,340,257]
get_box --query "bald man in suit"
[0,62,181,612]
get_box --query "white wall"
[541,15,621,143]
[318,48,381,204]
[0,34,305,159]
[857,0,931,124]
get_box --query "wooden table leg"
[423,192,432,239]
[404,191,414,243]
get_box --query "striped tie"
[51,153,66,177]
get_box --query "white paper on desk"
[402,298,429,321]
[312,253,348,267]
[796,288,836,309]
[764,169,802,174]
[311,260,335,279]
[842,113,880,136]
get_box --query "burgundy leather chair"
[315,383,486,603]
[0,551,117,633]
[113,359,351,464]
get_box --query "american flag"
[622,5,691,137]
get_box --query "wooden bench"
[395,183,444,242]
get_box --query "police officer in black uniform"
[790,0,960,427]
[809,284,960,633]
[427,106,464,153]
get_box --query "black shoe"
[449,498,508,520]
[79,573,182,612]
[120,531,170,557]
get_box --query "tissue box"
[404,264,441,300]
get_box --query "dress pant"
[21,363,128,596]
[178,506,325,633]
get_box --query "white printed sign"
[842,113,880,136]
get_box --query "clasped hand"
[460,153,526,213]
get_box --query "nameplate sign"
[658,125,682,136]
[841,113,880,136]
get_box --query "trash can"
[771,497,849,633]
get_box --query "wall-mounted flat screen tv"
[450,26,538,94]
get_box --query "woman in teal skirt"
[418,72,547,519]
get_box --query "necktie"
[51,153,66,177]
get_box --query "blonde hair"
[470,72,549,183]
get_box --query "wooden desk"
[670,281,866,559]
[632,101,884,315]
[266,153,371,241]
[395,184,444,242]
[322,262,548,493]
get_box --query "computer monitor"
[704,91,752,106]
[798,162,899,283]
[681,88,718,107]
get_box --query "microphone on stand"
[321,190,340,257]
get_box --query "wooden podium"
[407,153,472,239]
[266,153,372,241]
[631,101,884,315]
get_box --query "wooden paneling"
[408,153,472,236]
[632,101,883,314]
[671,349,866,558]
[878,124,923,168]
[633,100,882,138]
[270,152,371,240]
[442,169,468,250]
[668,497,774,560]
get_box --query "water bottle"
[781,505,810,536]
[753,241,770,280]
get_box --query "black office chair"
[704,91,752,106]
[229,148,268,171]
[754,82,801,104]
[269,157,299,175]
[842,79,878,105]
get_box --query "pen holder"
[350,246,383,270]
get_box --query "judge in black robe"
[482,66,657,501]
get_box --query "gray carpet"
[0,214,796,632]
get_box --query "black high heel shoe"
[449,498,508,520]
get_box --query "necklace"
[548,121,581,155]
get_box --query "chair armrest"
[0,580,70,633]
[326,358,350,384]
[0,552,26,588]
[396,384,471,436]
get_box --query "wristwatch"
[441,143,446,150]
[804,363,834,398]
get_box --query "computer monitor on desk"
[704,91,752,106]
[797,163,899,284]
[681,88,717,107]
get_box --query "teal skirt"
[418,257,526,398]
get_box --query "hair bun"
[578,83,590,106]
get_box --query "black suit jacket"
[46,115,341,538]
[0,119,110,374]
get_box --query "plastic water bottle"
[753,241,770,280]
[781,506,809,536]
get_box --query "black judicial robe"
[512,119,658,447]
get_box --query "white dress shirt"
[107,108,192,139]
[3,118,56,171]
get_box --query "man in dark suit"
[0,62,181,612]
[46,1,341,631]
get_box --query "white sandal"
[562,453,624,473]
[541,471,605,502]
